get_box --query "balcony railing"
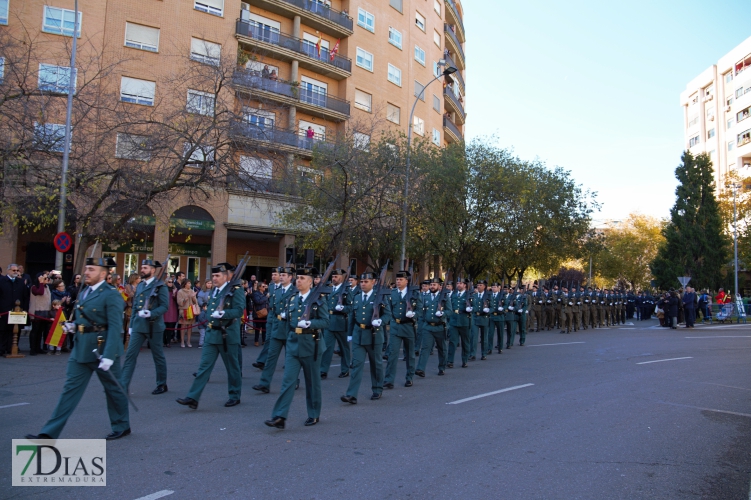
[444,24,465,68]
[443,53,464,91]
[444,87,465,123]
[226,172,289,195]
[444,0,465,41]
[236,20,352,74]
[273,0,353,32]
[232,70,351,117]
[443,116,462,142]
[230,120,336,154]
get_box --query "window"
[739,128,751,147]
[184,143,215,165]
[244,107,275,128]
[34,123,67,152]
[353,132,370,151]
[191,38,221,66]
[389,0,402,13]
[415,12,426,31]
[688,115,699,127]
[737,106,750,123]
[705,84,714,96]
[356,48,373,71]
[388,27,402,49]
[0,0,8,25]
[435,0,441,14]
[298,165,322,184]
[728,117,735,129]
[115,133,151,161]
[707,128,715,139]
[38,64,75,94]
[354,89,372,112]
[727,73,733,83]
[124,254,140,279]
[240,156,273,179]
[728,141,735,151]
[43,7,82,37]
[688,135,700,147]
[434,30,441,47]
[414,80,425,101]
[120,77,155,106]
[194,0,224,17]
[727,96,734,106]
[357,8,374,32]
[432,128,440,145]
[414,45,426,66]
[125,23,160,52]
[433,94,441,112]
[187,90,215,116]
[387,103,400,124]
[388,64,401,86]
[706,107,715,121]
[413,116,424,136]
[691,94,698,105]
[433,61,442,78]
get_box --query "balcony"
[444,87,465,124]
[226,172,291,196]
[232,70,350,121]
[444,24,465,71]
[236,20,352,80]
[243,0,353,38]
[443,116,462,143]
[230,120,336,159]
[444,0,465,43]
[443,53,464,93]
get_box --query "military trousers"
[258,337,287,389]
[40,358,129,439]
[121,329,167,391]
[417,327,447,372]
[505,319,518,348]
[384,334,415,383]
[320,329,351,376]
[532,308,543,331]
[489,317,505,353]
[518,312,528,345]
[560,309,573,331]
[544,308,555,329]
[187,343,241,401]
[447,324,470,364]
[271,349,322,420]
[469,321,489,358]
[346,342,384,398]
[572,311,581,331]
[255,317,278,364]
[553,308,562,328]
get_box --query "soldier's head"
[279,267,295,286]
[85,257,117,286]
[491,282,500,293]
[140,259,161,280]
[331,269,347,286]
[395,270,410,290]
[421,280,429,292]
[428,277,442,293]
[271,267,281,284]
[211,263,234,288]
[349,276,359,288]
[446,281,454,291]
[359,272,376,293]
[295,268,316,293]
[476,280,487,293]
[313,274,322,286]
[456,278,467,292]
[553,284,559,291]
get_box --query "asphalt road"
[1,318,750,499]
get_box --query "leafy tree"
[650,152,730,290]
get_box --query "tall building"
[0,0,467,282]
[681,34,751,193]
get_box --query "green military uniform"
[553,287,563,329]
[384,280,420,385]
[416,284,449,374]
[184,278,245,405]
[121,270,169,393]
[488,286,505,354]
[504,287,518,348]
[518,287,529,345]
[560,289,573,333]
[530,287,543,332]
[571,289,581,331]
[447,285,472,366]
[256,279,297,390]
[542,289,554,330]
[469,285,490,359]
[37,260,129,439]
[320,274,352,378]
[255,279,280,366]
[270,282,329,421]
[581,288,592,329]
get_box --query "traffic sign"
[54,232,73,253]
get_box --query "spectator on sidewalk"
[17,265,32,289]
[29,272,52,355]
[682,286,696,328]
[715,288,731,304]
[196,279,213,348]
[45,300,64,355]
[164,278,179,347]
[697,289,711,321]
[250,282,269,346]
[667,291,679,329]
[176,280,197,348]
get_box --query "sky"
[463,0,751,223]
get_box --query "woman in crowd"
[29,272,52,355]
[176,279,197,348]
[196,279,213,348]
[50,279,70,304]
[163,278,179,347]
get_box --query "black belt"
[78,325,106,333]
[426,321,444,326]
[294,328,321,335]
[395,318,414,324]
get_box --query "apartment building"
[681,34,751,194]
[0,0,467,282]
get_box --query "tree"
[650,152,730,290]
[717,170,751,275]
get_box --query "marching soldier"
[341,272,391,404]
[571,286,581,332]
[517,284,529,345]
[488,282,505,353]
[553,283,563,330]
[253,267,281,370]
[586,286,597,329]
[560,286,573,334]
[415,279,430,356]
[447,277,472,368]
[384,270,420,388]
[27,257,130,440]
[543,286,554,330]
[320,269,351,379]
[415,277,449,377]
[530,284,543,332]
[121,259,169,395]
[252,266,297,394]
[177,263,244,410]
[264,267,329,429]
[469,280,490,360]
[504,285,518,348]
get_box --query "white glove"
[211,310,225,319]
[297,320,311,328]
[498,306,504,312]
[435,310,444,317]
[63,322,76,334]
[280,312,286,319]
[483,307,490,313]
[525,310,529,314]
[98,358,114,371]
[335,304,344,311]
[371,319,382,327]
[347,336,352,342]
[509,307,515,311]
[128,328,132,336]
[406,310,415,318]
[138,310,151,318]
[465,306,473,312]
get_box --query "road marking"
[621,328,635,330]
[0,402,29,410]
[446,383,534,405]
[636,357,693,365]
[527,342,585,347]
[134,490,175,500]
[659,401,751,419]
[685,336,751,339]
[686,381,751,392]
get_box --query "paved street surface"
[1,319,750,499]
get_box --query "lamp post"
[732,182,741,300]
[399,62,457,269]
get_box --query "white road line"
[446,383,534,405]
[134,490,175,500]
[685,336,751,339]
[636,357,693,365]
[0,402,29,410]
[660,401,751,419]
[526,342,585,347]
[689,381,751,392]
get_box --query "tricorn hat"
[428,277,443,284]
[141,259,162,268]
[395,270,411,279]
[86,257,116,268]
[476,279,488,285]
[360,272,377,280]
[280,266,296,274]
[331,268,348,276]
[296,267,318,276]
[212,262,235,273]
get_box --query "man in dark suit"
[682,286,697,328]
[0,264,30,356]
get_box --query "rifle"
[438,270,452,339]
[336,262,353,307]
[212,252,251,352]
[70,240,99,327]
[370,260,390,322]
[406,261,417,312]
[483,273,491,310]
[465,276,474,311]
[298,261,336,361]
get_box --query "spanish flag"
[45,308,67,348]
[330,38,340,61]
[315,33,323,58]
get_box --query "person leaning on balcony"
[269,70,278,81]
[262,65,270,79]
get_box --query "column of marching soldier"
[25,258,637,438]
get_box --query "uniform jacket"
[449,290,472,328]
[284,291,329,358]
[130,279,169,334]
[325,283,351,332]
[71,282,125,363]
[504,292,518,321]
[488,291,505,321]
[530,290,543,310]
[348,289,391,345]
[387,287,421,337]
[204,284,245,345]
[420,291,447,331]
[271,284,297,340]
[471,291,490,326]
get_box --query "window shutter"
[125,23,159,49]
[121,77,155,99]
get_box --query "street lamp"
[399,62,458,269]
[732,182,741,300]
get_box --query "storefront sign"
[131,216,215,231]
[103,241,212,257]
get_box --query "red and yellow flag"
[316,33,323,58]
[45,308,67,348]
[330,39,340,61]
